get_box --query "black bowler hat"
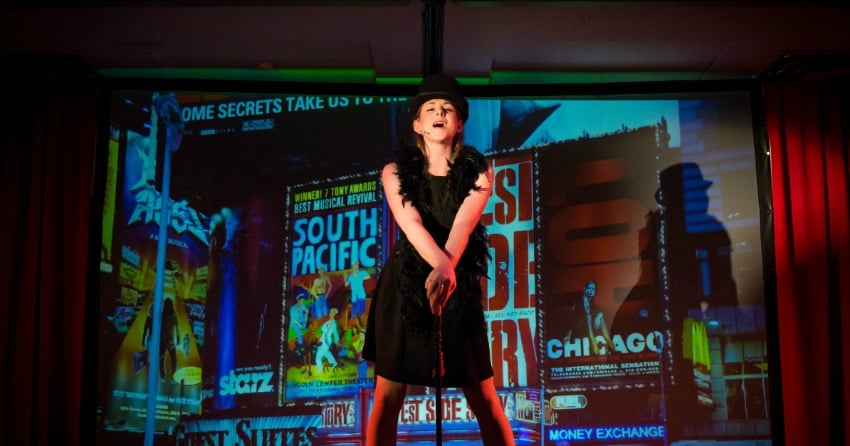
[408,73,469,121]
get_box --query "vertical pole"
[144,92,184,446]
[422,0,445,76]
[435,314,443,446]
[143,105,171,446]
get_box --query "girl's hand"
[426,266,456,316]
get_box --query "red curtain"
[0,57,98,446]
[763,57,850,446]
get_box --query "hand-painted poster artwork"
[283,175,382,399]
[94,88,773,445]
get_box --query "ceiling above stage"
[1,1,849,82]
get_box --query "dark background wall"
[2,1,849,82]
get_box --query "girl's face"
[413,99,463,141]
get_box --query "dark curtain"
[763,56,850,446]
[0,56,98,446]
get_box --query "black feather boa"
[390,144,491,334]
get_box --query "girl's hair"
[412,101,465,164]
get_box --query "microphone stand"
[431,281,447,446]
[435,313,443,446]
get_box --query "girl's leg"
[463,377,515,446]
[366,376,407,446]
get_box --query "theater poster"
[483,151,538,388]
[98,98,207,432]
[282,174,383,400]
[538,123,666,386]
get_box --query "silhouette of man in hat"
[654,162,738,438]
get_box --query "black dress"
[363,145,493,388]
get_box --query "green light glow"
[98,67,379,83]
[98,67,754,84]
